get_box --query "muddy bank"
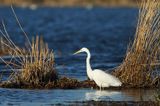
[70,101,160,106]
[0,77,158,89]
[0,77,93,89]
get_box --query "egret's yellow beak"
[73,50,81,55]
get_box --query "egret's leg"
[100,84,102,91]
[101,84,103,91]
[91,87,93,90]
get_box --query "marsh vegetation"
[113,0,160,88]
[0,0,160,105]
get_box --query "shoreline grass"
[0,35,58,85]
[11,36,58,84]
[0,6,83,89]
[0,6,59,87]
[113,0,160,87]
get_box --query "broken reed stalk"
[0,37,3,53]
[0,36,8,55]
[113,0,160,87]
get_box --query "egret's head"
[74,47,89,55]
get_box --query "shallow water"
[0,6,155,105]
[0,88,157,106]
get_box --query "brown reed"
[113,0,160,87]
[1,35,58,85]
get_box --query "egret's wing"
[93,69,120,84]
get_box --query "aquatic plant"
[1,35,58,85]
[17,36,58,84]
[0,7,58,85]
[113,0,160,87]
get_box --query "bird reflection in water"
[85,90,121,101]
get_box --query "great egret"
[74,47,122,90]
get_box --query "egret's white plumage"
[74,47,122,89]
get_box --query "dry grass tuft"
[1,35,58,85]
[0,6,58,86]
[14,36,58,84]
[113,0,160,87]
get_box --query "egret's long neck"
[86,50,92,72]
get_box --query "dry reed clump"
[113,0,160,87]
[0,6,59,87]
[1,35,58,85]
[0,7,82,89]
[14,36,58,84]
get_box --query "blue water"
[0,88,157,106]
[0,6,137,80]
[0,6,155,105]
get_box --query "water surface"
[0,6,154,105]
[0,88,157,106]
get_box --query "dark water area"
[0,6,138,80]
[0,6,154,105]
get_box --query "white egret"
[74,47,122,90]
